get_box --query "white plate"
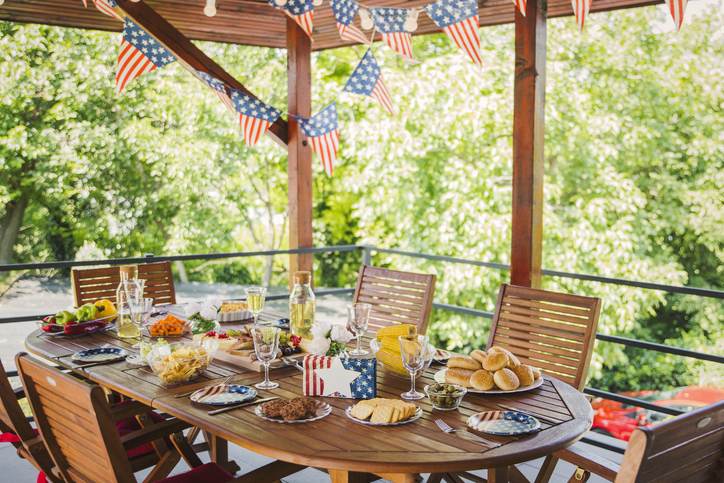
[190,384,257,406]
[254,401,332,424]
[345,406,423,426]
[467,410,541,435]
[72,347,127,363]
[434,368,545,394]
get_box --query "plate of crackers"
[434,346,544,394]
[346,398,422,426]
[255,397,331,423]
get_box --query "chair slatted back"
[616,400,724,483]
[16,353,135,483]
[0,360,36,443]
[487,284,601,390]
[71,266,122,306]
[138,261,176,305]
[353,265,436,335]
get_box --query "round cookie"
[493,368,520,391]
[445,368,475,387]
[470,349,487,365]
[512,364,534,387]
[470,369,495,391]
[482,351,509,371]
[447,355,481,371]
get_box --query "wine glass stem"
[410,370,417,394]
[264,362,270,385]
[356,334,362,352]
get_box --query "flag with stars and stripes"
[196,71,235,114]
[571,0,592,31]
[299,103,339,177]
[230,90,282,146]
[665,0,687,31]
[343,49,394,115]
[302,355,376,399]
[371,8,414,60]
[93,0,122,21]
[116,19,176,93]
[425,0,482,66]
[513,0,527,17]
[269,0,315,38]
[331,0,369,45]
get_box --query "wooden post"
[510,0,546,288]
[287,18,313,285]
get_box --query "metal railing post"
[361,245,372,266]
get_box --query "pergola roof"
[1,0,660,50]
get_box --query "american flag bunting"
[331,0,369,45]
[571,0,592,31]
[425,0,482,66]
[299,103,339,177]
[513,0,527,17]
[116,19,176,93]
[665,0,687,31]
[343,49,394,115]
[196,71,235,114]
[371,8,415,60]
[302,355,376,399]
[93,0,123,21]
[269,0,315,38]
[230,90,282,146]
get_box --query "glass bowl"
[147,341,218,386]
[424,383,467,411]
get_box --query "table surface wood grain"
[24,312,593,475]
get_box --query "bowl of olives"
[424,383,467,411]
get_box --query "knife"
[207,396,278,415]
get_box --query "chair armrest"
[120,418,191,450]
[555,444,620,481]
[110,401,156,422]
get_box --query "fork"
[435,418,456,433]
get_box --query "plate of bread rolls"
[434,346,544,394]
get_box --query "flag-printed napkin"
[302,355,376,399]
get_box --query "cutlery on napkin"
[207,396,278,416]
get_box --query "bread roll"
[447,355,481,370]
[482,351,508,371]
[493,368,520,391]
[470,349,487,365]
[489,346,520,368]
[470,369,495,391]
[445,368,474,387]
[512,364,534,387]
[531,367,542,380]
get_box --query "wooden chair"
[558,399,723,482]
[71,261,176,306]
[0,359,59,482]
[353,265,437,335]
[15,353,215,483]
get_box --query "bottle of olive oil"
[289,271,315,341]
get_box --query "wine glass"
[252,326,280,390]
[398,334,429,400]
[347,303,372,356]
[245,286,267,325]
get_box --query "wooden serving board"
[213,349,304,372]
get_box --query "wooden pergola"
[0,0,661,287]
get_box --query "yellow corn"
[375,348,408,376]
[375,324,417,340]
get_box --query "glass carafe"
[289,271,315,340]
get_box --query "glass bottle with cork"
[116,265,142,338]
[289,271,315,342]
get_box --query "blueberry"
[282,346,294,356]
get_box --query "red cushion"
[113,402,165,459]
[160,463,232,483]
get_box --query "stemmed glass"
[245,286,267,326]
[252,326,280,390]
[398,334,429,400]
[347,303,372,356]
[118,279,145,339]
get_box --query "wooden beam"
[510,0,546,288]
[286,17,314,284]
[114,0,288,146]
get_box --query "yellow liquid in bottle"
[290,300,315,339]
[117,316,140,338]
[247,293,265,313]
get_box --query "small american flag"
[116,19,176,93]
[371,8,414,61]
[571,0,592,31]
[299,103,339,177]
[331,0,369,45]
[513,0,527,17]
[343,49,394,115]
[269,0,315,38]
[230,90,281,146]
[93,0,122,21]
[425,0,482,66]
[196,71,235,114]
[665,0,687,31]
[302,355,376,399]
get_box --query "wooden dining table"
[24,311,593,483]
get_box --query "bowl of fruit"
[39,299,118,336]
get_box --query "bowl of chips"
[147,341,219,386]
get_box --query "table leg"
[329,469,370,483]
[203,431,239,474]
[488,466,510,483]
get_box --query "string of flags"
[80,0,692,175]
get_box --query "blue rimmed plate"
[189,384,257,406]
[467,410,541,436]
[72,347,127,363]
